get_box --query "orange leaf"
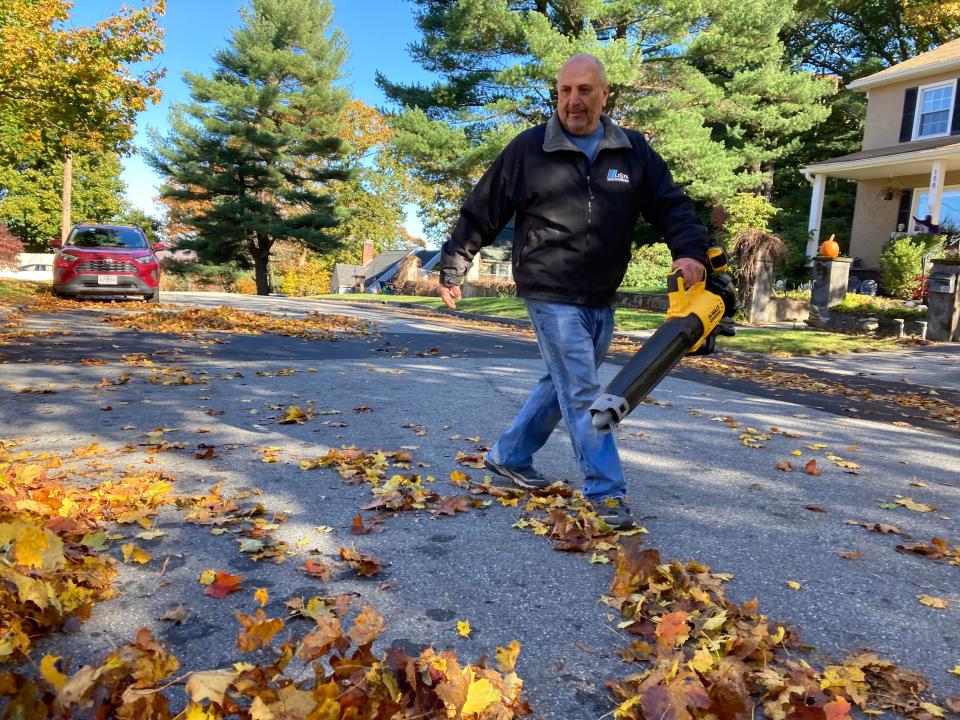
[303,559,332,581]
[824,697,852,720]
[348,606,384,646]
[204,571,244,599]
[656,611,690,647]
[804,459,822,476]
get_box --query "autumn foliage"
[0,223,23,269]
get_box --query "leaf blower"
[589,244,739,433]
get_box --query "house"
[329,241,441,294]
[802,38,960,271]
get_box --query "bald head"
[556,54,610,136]
[557,54,607,86]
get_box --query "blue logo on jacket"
[607,168,630,183]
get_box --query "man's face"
[556,59,609,136]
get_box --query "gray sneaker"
[483,458,555,490]
[589,497,636,530]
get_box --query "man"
[438,54,708,530]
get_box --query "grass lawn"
[720,328,901,355]
[316,293,907,356]
[0,278,45,307]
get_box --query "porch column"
[927,160,946,225]
[805,173,827,258]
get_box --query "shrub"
[879,237,925,299]
[280,259,331,296]
[713,193,778,248]
[393,274,440,296]
[621,243,672,290]
[233,277,257,295]
[0,223,24,269]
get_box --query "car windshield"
[68,227,147,249]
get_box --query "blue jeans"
[486,299,626,500]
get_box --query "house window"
[913,186,960,233]
[913,81,956,140]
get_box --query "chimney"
[361,239,375,266]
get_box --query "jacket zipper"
[585,159,594,248]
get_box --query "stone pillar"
[807,257,851,328]
[926,259,960,342]
[747,258,774,324]
[810,257,851,308]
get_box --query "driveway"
[1,293,957,717]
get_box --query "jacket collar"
[542,112,632,154]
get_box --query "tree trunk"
[61,154,73,242]
[254,254,271,295]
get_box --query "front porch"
[802,136,960,269]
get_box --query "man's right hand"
[439,284,462,309]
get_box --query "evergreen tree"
[379,0,833,239]
[147,0,350,295]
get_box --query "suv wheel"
[145,292,160,303]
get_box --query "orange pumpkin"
[819,235,840,258]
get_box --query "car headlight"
[58,251,80,262]
[134,255,155,264]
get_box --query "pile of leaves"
[302,447,472,518]
[605,539,952,720]
[0,439,174,660]
[1,607,531,719]
[176,482,292,564]
[102,306,376,340]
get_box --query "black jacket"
[439,113,708,306]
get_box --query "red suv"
[53,224,165,302]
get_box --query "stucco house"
[802,38,960,271]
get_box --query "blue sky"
[71,1,431,237]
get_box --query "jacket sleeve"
[633,137,708,264]
[439,144,518,287]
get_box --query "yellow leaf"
[949,664,960,677]
[919,703,945,717]
[495,640,521,673]
[896,497,937,513]
[917,594,949,609]
[0,520,64,570]
[199,569,216,585]
[589,553,610,564]
[254,588,268,607]
[702,609,728,631]
[40,655,68,690]
[185,669,238,706]
[457,620,472,638]
[461,670,501,715]
[688,647,715,673]
[790,450,803,456]
[786,580,802,590]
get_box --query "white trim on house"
[847,57,960,91]
[912,79,957,141]
[801,142,960,180]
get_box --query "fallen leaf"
[205,571,244,599]
[254,588,269,607]
[457,619,472,638]
[837,551,863,560]
[786,580,802,590]
[160,605,187,622]
[804,459,822,476]
[776,460,794,471]
[194,446,215,460]
[917,594,950,609]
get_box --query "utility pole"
[60,153,73,242]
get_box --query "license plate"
[97,275,118,285]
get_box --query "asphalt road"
[2,292,958,717]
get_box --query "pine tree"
[379,0,833,239]
[147,0,350,295]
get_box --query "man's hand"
[671,257,706,288]
[439,284,462,309]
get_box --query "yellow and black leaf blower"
[589,245,739,433]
